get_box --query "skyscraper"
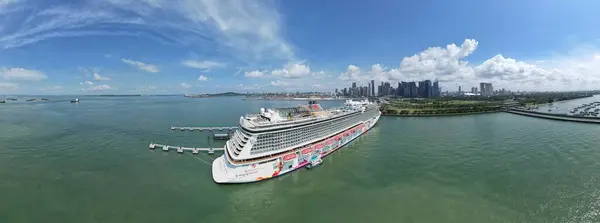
[371,80,375,96]
[479,83,485,96]
[433,81,439,97]
[410,82,418,97]
[479,82,493,96]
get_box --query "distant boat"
[70,98,80,103]
[6,98,17,101]
[41,98,49,101]
[26,99,36,102]
[0,100,5,104]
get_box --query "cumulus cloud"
[182,60,226,69]
[0,81,19,90]
[93,72,111,81]
[338,65,362,82]
[333,40,516,88]
[271,63,310,78]
[0,0,294,63]
[331,39,600,91]
[1,67,47,81]
[474,54,555,81]
[121,58,159,73]
[396,39,478,81]
[339,40,480,84]
[197,74,209,81]
[180,83,191,89]
[245,70,265,78]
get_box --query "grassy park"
[381,99,504,116]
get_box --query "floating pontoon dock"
[149,143,223,154]
[213,133,231,140]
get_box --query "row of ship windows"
[251,119,356,154]
[250,114,361,154]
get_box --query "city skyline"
[2,0,600,94]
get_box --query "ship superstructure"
[212,100,381,183]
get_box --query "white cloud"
[338,65,362,82]
[245,70,265,78]
[1,67,47,81]
[0,0,294,62]
[88,84,111,91]
[475,55,554,81]
[271,63,311,78]
[396,39,478,82]
[331,39,600,91]
[121,58,159,73]
[336,39,495,88]
[197,74,209,81]
[0,81,19,90]
[93,72,111,81]
[85,81,94,85]
[180,83,191,89]
[182,60,226,69]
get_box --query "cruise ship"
[212,99,381,183]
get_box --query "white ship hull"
[212,113,381,183]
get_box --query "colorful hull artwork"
[212,114,381,183]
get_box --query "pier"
[149,143,223,154]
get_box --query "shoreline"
[381,110,502,117]
[244,98,353,101]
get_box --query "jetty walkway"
[170,126,237,131]
[149,143,224,154]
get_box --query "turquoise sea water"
[1,96,599,223]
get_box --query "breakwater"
[506,109,600,124]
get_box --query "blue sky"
[1,0,600,94]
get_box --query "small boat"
[6,98,17,101]
[26,99,36,102]
[306,157,323,169]
[70,98,79,103]
[41,98,49,101]
[0,100,5,104]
